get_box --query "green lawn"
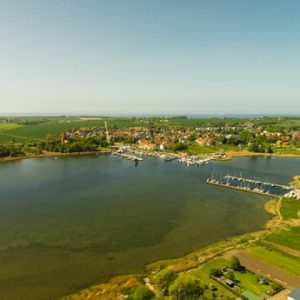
[280,198,300,220]
[265,226,300,251]
[251,246,300,276]
[233,271,270,296]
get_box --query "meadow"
[280,198,300,220]
[251,246,300,276]
[265,227,300,252]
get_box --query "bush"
[225,271,235,281]
[128,285,155,300]
[155,268,178,295]
[169,275,203,300]
[270,281,283,294]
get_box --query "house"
[138,140,156,151]
[196,137,212,146]
[288,288,300,300]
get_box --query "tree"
[155,268,178,295]
[267,145,274,153]
[169,275,203,300]
[129,285,155,300]
[210,268,222,278]
[0,145,10,157]
[230,256,244,272]
[226,271,235,281]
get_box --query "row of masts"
[206,173,292,198]
[223,175,290,190]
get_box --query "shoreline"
[222,150,300,160]
[1,149,300,165]
[0,149,112,164]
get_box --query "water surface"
[0,155,299,299]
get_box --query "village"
[60,120,300,152]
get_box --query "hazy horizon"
[1,0,299,114]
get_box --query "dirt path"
[232,250,300,289]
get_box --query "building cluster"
[60,124,300,151]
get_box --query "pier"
[113,152,143,161]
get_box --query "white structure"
[288,288,300,300]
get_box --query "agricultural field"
[280,198,300,220]
[265,227,300,252]
[251,246,300,276]
[0,118,146,144]
[0,123,23,131]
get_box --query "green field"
[233,270,270,296]
[265,226,300,251]
[188,144,243,154]
[0,123,23,131]
[280,198,300,220]
[252,246,300,276]
[0,119,147,144]
[272,146,300,155]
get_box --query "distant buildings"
[292,131,300,141]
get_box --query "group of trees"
[41,136,108,153]
[155,268,204,300]
[0,144,24,157]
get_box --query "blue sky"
[0,0,299,115]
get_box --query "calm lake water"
[0,155,299,299]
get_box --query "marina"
[117,147,225,166]
[206,175,297,198]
